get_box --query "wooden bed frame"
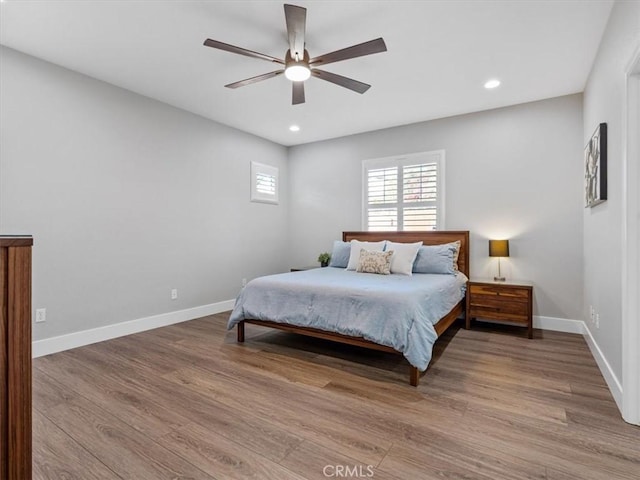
[236,231,470,386]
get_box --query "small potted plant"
[317,252,331,267]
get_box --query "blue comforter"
[228,268,467,371]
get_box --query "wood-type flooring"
[32,313,640,479]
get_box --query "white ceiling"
[0,0,613,146]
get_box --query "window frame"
[250,161,279,205]
[361,150,445,231]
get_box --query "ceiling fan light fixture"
[285,49,311,82]
[285,65,311,82]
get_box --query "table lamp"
[489,239,509,281]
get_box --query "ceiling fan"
[203,3,387,105]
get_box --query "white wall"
[0,46,289,341]
[582,0,640,392]
[288,94,584,321]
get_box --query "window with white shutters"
[362,151,444,231]
[256,172,276,196]
[251,161,279,204]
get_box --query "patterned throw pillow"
[451,240,461,271]
[357,250,394,275]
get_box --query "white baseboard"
[534,315,623,411]
[533,315,585,334]
[583,323,624,411]
[32,299,235,358]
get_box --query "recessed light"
[289,125,300,132]
[484,79,501,89]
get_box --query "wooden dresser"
[1,236,33,480]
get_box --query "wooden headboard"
[342,231,470,278]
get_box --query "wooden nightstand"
[466,279,533,338]
[290,266,319,272]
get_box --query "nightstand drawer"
[469,284,529,300]
[468,305,529,324]
[469,295,528,314]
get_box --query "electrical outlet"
[595,313,600,329]
[241,278,247,288]
[589,305,594,321]
[171,289,178,300]
[35,308,46,323]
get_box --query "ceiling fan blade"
[311,69,370,94]
[284,4,306,59]
[204,39,284,65]
[225,70,285,89]
[292,81,305,105]
[309,38,387,66]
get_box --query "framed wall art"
[584,122,607,208]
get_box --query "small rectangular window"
[251,161,279,204]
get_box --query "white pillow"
[385,241,423,275]
[346,240,386,270]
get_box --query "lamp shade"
[489,239,510,257]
